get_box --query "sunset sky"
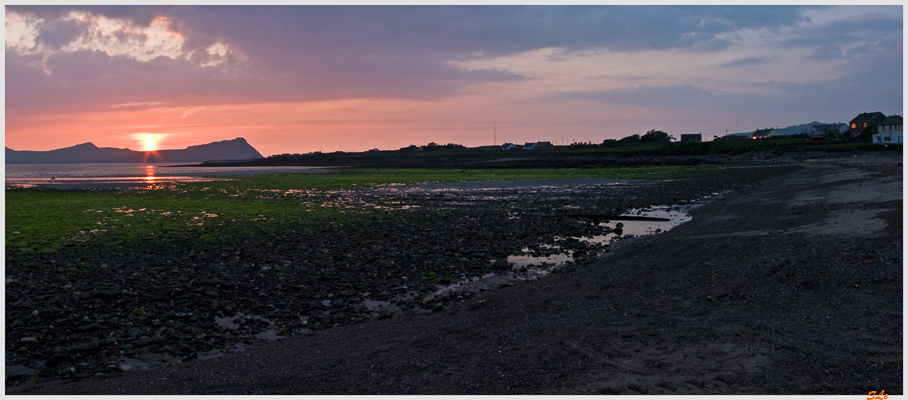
[5,5,903,157]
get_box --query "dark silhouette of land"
[5,138,262,164]
[199,135,893,169]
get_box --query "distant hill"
[777,121,824,136]
[6,138,263,164]
[726,121,832,138]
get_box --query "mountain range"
[5,138,263,164]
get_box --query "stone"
[421,294,436,305]
[493,258,510,270]
[74,323,100,332]
[6,365,37,380]
[98,290,120,299]
[132,337,165,347]
[69,341,101,353]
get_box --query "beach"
[6,153,902,394]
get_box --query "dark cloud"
[556,59,902,121]
[35,17,86,49]
[809,45,844,60]
[780,11,902,60]
[3,5,878,116]
[719,56,770,68]
[556,85,737,109]
[7,5,174,27]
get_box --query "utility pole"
[494,121,496,146]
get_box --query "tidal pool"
[432,203,701,299]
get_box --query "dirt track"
[8,155,902,395]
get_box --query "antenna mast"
[494,121,496,146]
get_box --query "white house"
[872,131,902,145]
[522,141,554,150]
[810,123,848,136]
[873,115,903,144]
[877,115,902,133]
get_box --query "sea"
[5,163,332,190]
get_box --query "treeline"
[601,130,674,147]
[400,142,467,151]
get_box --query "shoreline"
[6,154,902,394]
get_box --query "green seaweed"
[6,166,716,254]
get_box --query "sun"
[135,133,165,151]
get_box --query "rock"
[97,290,120,299]
[69,341,101,353]
[6,365,37,380]
[74,323,100,332]
[47,353,72,366]
[493,258,510,270]
[132,337,165,347]
[421,294,436,305]
[19,337,38,347]
[81,289,99,299]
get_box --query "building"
[751,128,778,139]
[849,112,886,137]
[872,131,902,145]
[877,115,902,133]
[720,132,752,141]
[873,115,903,145]
[679,133,702,142]
[810,123,847,137]
[522,141,554,150]
[500,143,518,151]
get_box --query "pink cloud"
[181,106,206,118]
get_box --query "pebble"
[68,341,101,353]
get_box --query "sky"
[4,5,903,156]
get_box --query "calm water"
[5,163,332,189]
